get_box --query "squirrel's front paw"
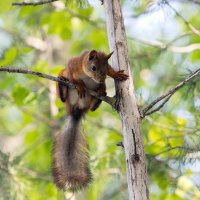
[76,84,86,98]
[57,76,68,102]
[58,76,69,86]
[114,95,120,111]
[115,70,129,81]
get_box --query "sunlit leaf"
[0,47,17,65]
[0,0,12,13]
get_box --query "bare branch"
[163,32,192,48]
[0,67,116,108]
[144,94,173,117]
[0,66,72,86]
[116,141,124,148]
[142,68,200,117]
[170,43,200,53]
[128,36,165,48]
[12,0,58,6]
[166,2,200,37]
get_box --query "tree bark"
[104,1,149,200]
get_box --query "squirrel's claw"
[115,70,129,81]
[76,84,86,98]
[113,95,121,111]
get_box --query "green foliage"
[0,0,200,200]
[12,84,29,105]
[0,0,12,12]
[65,0,89,8]
[42,11,72,40]
[0,47,17,65]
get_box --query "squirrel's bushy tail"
[52,109,92,191]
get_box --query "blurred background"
[0,0,200,199]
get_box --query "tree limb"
[169,43,200,53]
[0,67,116,108]
[105,1,149,199]
[142,68,200,117]
[144,94,173,117]
[12,0,58,6]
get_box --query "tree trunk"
[104,1,150,200]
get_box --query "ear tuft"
[89,50,97,61]
[106,51,114,60]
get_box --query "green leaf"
[0,47,17,65]
[65,0,89,8]
[11,84,29,105]
[42,11,72,40]
[20,47,33,54]
[19,6,40,17]
[77,7,93,17]
[0,0,12,13]
[51,65,64,75]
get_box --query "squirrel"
[52,50,128,191]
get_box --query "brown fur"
[53,50,128,191]
[52,111,92,191]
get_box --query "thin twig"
[144,94,173,116]
[166,2,200,37]
[0,67,72,86]
[142,68,200,117]
[12,0,58,6]
[0,67,116,108]
[116,141,124,148]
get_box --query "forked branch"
[142,68,200,118]
[166,2,200,37]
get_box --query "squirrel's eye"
[91,66,96,71]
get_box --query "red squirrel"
[52,50,128,191]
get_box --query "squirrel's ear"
[89,50,97,60]
[106,51,114,60]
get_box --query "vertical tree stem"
[104,1,149,199]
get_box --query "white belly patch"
[68,88,92,109]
